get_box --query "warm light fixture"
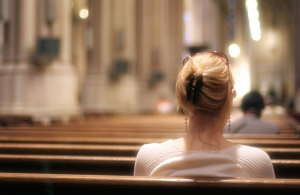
[246,0,261,41]
[228,43,240,58]
[79,9,89,19]
[232,61,251,107]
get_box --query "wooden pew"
[1,137,300,147]
[231,139,300,147]
[0,173,300,195]
[0,143,140,156]
[1,126,295,134]
[0,114,293,129]
[0,130,298,138]
[0,115,299,194]
[0,155,134,175]
[0,134,299,147]
[0,154,299,178]
[1,143,300,159]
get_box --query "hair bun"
[186,73,195,103]
[176,52,234,115]
[192,75,203,104]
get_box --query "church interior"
[1,0,300,194]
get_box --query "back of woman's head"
[176,52,235,116]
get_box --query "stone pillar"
[72,14,87,94]
[104,0,138,113]
[39,0,80,121]
[136,0,154,113]
[0,0,80,122]
[82,0,138,114]
[17,0,36,64]
[0,0,37,116]
[184,0,221,50]
[136,0,183,113]
[0,0,17,115]
[12,0,37,113]
[81,0,111,113]
[292,0,300,112]
[293,0,300,94]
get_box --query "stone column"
[136,0,153,112]
[0,0,17,115]
[9,0,37,115]
[40,0,80,121]
[184,0,221,50]
[293,0,300,99]
[123,0,136,74]
[290,0,299,112]
[0,0,80,123]
[11,0,41,118]
[17,0,36,64]
[81,0,112,113]
[136,0,183,113]
[72,5,88,94]
[105,0,138,113]
[82,0,138,114]
[165,0,184,92]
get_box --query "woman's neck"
[173,113,234,151]
[188,114,223,134]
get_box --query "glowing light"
[252,31,261,41]
[228,43,240,58]
[246,0,257,8]
[246,0,261,41]
[232,61,251,107]
[79,9,89,19]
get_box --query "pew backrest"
[1,173,300,195]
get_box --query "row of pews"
[1,114,300,194]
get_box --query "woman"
[134,52,275,178]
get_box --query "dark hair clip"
[192,75,203,104]
[186,73,195,103]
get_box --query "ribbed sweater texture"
[134,140,275,178]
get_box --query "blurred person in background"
[224,91,279,134]
[154,96,174,114]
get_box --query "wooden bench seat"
[231,139,300,147]
[1,143,300,159]
[1,126,295,134]
[0,173,300,195]
[0,154,299,166]
[1,137,300,147]
[0,143,140,156]
[0,154,299,178]
[0,130,298,138]
[0,155,134,175]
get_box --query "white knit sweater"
[134,140,275,178]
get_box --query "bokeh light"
[229,43,240,57]
[246,0,261,41]
[79,9,89,19]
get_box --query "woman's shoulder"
[136,139,180,161]
[235,145,271,162]
[236,144,268,155]
[134,140,179,176]
[235,145,275,178]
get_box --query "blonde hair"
[176,52,235,116]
